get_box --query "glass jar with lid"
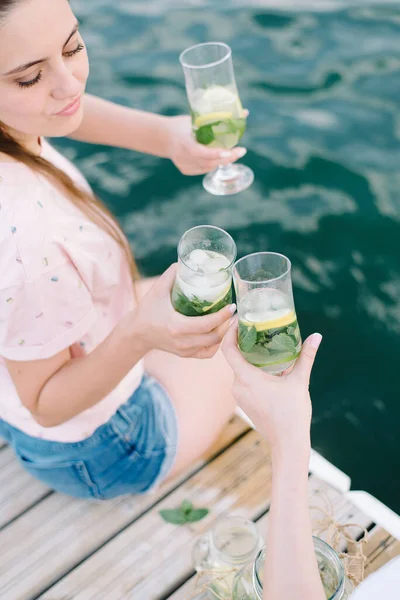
[192,515,262,599]
[232,537,355,600]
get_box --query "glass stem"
[216,162,237,181]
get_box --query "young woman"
[222,323,400,600]
[0,0,247,500]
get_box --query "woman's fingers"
[182,304,236,335]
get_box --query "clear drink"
[192,515,261,600]
[180,42,254,195]
[238,288,301,373]
[172,249,233,316]
[234,252,302,375]
[190,84,246,149]
[172,225,236,317]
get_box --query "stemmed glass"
[179,42,254,196]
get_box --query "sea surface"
[60,0,400,512]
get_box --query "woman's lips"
[56,95,82,117]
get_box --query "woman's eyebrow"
[2,22,79,76]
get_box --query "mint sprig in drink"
[172,225,237,317]
[190,85,246,150]
[234,252,302,375]
[238,288,301,371]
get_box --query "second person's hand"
[132,264,236,359]
[222,319,322,460]
[166,114,248,176]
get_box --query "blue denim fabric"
[0,374,178,500]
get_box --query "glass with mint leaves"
[179,42,254,196]
[233,252,302,375]
[172,225,236,317]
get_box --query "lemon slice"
[195,112,233,128]
[241,310,296,332]
[202,284,231,312]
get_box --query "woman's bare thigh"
[136,275,236,478]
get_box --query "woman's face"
[0,0,89,140]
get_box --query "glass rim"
[179,42,232,70]
[254,537,345,598]
[234,252,292,284]
[178,225,237,273]
[212,515,259,562]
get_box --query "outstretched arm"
[69,93,247,175]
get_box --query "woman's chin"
[44,107,84,137]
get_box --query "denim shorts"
[0,374,179,500]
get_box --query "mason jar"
[232,537,355,600]
[192,515,262,599]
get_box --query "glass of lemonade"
[179,42,254,196]
[193,515,261,600]
[233,252,302,374]
[172,225,237,317]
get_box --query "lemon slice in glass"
[241,310,296,332]
[194,112,233,128]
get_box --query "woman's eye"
[16,41,84,89]
[18,71,43,89]
[64,43,85,58]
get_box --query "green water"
[61,1,400,513]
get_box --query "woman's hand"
[133,264,236,359]
[166,114,248,176]
[222,319,322,460]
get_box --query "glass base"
[203,163,254,196]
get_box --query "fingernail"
[229,303,237,314]
[309,333,323,349]
[219,151,231,159]
[237,147,247,158]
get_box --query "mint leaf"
[186,508,209,523]
[239,323,257,353]
[181,500,193,515]
[172,287,232,317]
[159,509,187,525]
[267,333,297,355]
[196,124,215,145]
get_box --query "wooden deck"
[0,418,398,600]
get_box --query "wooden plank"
[39,430,273,600]
[0,416,248,600]
[0,447,50,529]
[363,526,400,578]
[167,475,375,600]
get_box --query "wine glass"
[179,42,254,196]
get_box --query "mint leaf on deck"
[186,509,209,523]
[160,500,209,526]
[159,509,188,525]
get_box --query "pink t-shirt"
[0,139,144,442]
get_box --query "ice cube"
[202,255,230,274]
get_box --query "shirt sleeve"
[0,260,96,361]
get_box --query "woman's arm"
[222,324,325,600]
[70,94,172,157]
[4,265,234,428]
[266,449,325,599]
[69,94,247,175]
